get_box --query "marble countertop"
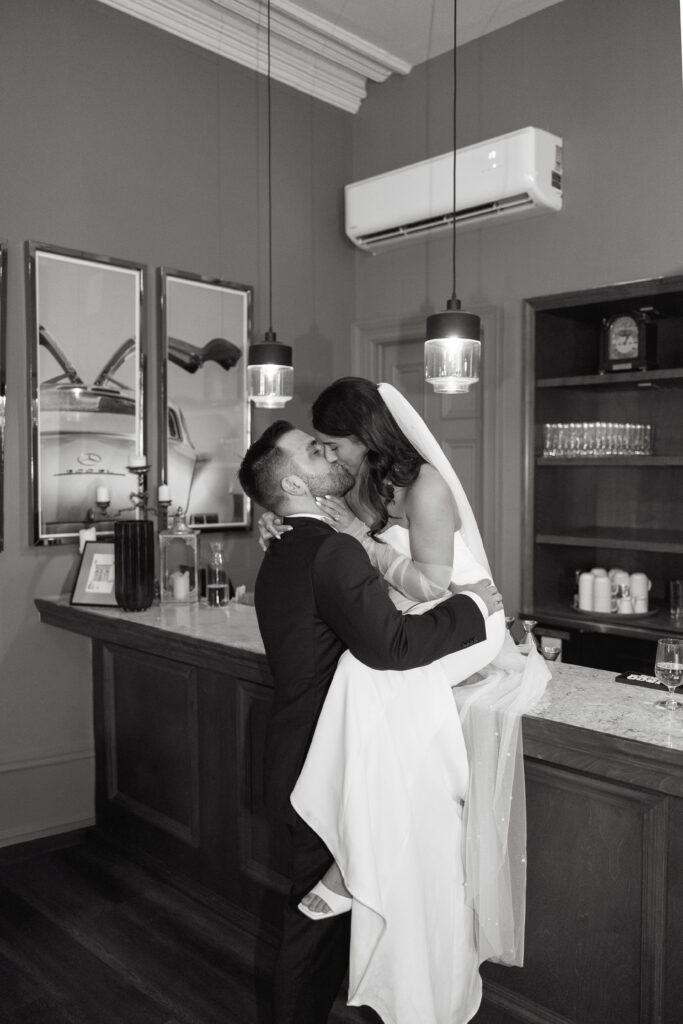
[37,597,683,755]
[526,661,683,754]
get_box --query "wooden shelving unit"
[522,276,683,671]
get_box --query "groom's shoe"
[298,880,353,921]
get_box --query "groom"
[238,420,502,1024]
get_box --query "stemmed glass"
[654,637,683,711]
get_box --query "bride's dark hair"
[311,377,424,535]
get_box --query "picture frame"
[25,242,145,545]
[70,541,117,606]
[158,267,252,530]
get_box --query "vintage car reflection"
[38,327,241,535]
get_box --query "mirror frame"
[25,241,145,545]
[158,267,252,531]
[0,241,6,553]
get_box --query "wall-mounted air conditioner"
[344,126,563,253]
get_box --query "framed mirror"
[159,268,252,530]
[25,242,145,545]
[0,241,7,553]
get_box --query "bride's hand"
[257,511,292,552]
[314,495,355,530]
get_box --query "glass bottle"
[158,508,199,605]
[206,541,229,607]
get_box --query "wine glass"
[654,637,683,711]
[540,643,561,662]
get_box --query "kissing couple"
[238,377,549,1024]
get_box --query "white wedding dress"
[290,386,550,1024]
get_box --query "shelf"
[537,368,683,390]
[536,527,683,553]
[536,456,683,467]
[521,603,683,640]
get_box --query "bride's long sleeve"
[340,516,452,603]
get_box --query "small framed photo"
[71,541,117,606]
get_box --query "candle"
[96,486,110,504]
[129,453,147,468]
[171,570,190,601]
[158,484,171,503]
[78,527,97,554]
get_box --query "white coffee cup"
[593,575,612,613]
[633,596,648,613]
[591,567,608,577]
[629,573,651,603]
[578,572,594,611]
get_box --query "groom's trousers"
[272,816,351,1024]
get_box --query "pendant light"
[248,0,293,409]
[424,0,481,395]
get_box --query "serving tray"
[573,606,658,621]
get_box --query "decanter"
[206,541,229,607]
[517,618,540,656]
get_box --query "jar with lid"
[206,541,230,607]
[158,508,199,604]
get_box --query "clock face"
[608,315,639,358]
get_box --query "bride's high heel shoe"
[298,880,353,921]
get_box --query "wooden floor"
[0,836,378,1024]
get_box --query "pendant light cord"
[451,0,458,308]
[267,0,273,336]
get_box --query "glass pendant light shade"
[247,330,293,409]
[425,299,481,394]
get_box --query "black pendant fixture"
[247,0,293,409]
[424,0,481,395]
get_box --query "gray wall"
[2,0,683,847]
[0,0,354,846]
[351,0,683,604]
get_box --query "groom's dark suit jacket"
[255,516,487,826]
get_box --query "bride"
[259,377,549,1024]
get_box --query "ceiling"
[94,0,564,113]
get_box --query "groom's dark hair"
[238,420,295,511]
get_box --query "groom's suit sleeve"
[312,533,486,671]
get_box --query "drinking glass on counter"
[654,637,683,711]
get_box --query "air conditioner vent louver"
[345,127,563,253]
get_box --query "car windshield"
[40,385,135,415]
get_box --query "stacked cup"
[576,567,652,615]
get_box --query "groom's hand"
[450,578,503,616]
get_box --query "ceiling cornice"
[94,0,412,113]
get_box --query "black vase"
[114,519,155,611]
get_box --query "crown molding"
[94,0,412,113]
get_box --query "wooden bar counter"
[35,597,683,1024]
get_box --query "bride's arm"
[316,467,460,603]
[403,464,460,589]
